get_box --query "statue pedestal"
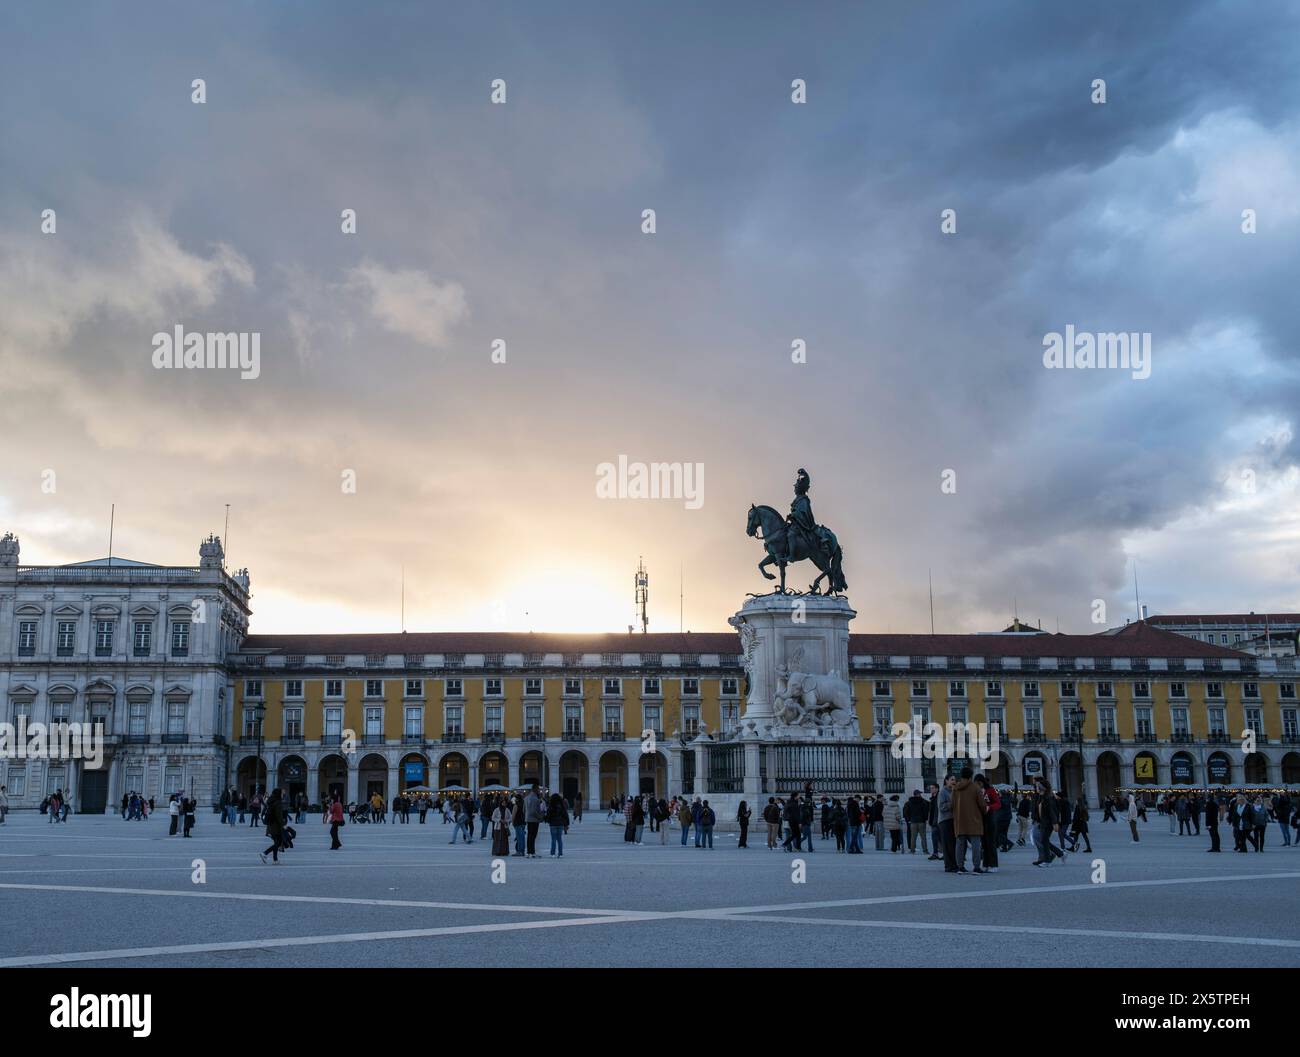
[729,593,860,741]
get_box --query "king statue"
[745,468,847,595]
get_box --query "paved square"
[2,813,1298,967]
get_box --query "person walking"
[0,785,7,825]
[1033,778,1066,866]
[259,789,286,865]
[1016,791,1033,845]
[168,794,180,836]
[328,793,344,849]
[1273,791,1293,847]
[1250,796,1269,852]
[524,782,544,858]
[1102,797,1116,823]
[1203,790,1222,853]
[182,796,196,837]
[1067,798,1091,853]
[951,768,987,874]
[799,797,816,852]
[737,800,751,848]
[1126,792,1141,842]
[781,793,801,852]
[547,793,569,857]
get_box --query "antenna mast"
[635,557,649,634]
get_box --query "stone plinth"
[729,593,860,742]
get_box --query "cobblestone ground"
[2,812,1298,967]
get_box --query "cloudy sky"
[2,1,1298,636]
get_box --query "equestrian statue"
[746,468,847,595]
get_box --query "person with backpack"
[182,797,196,837]
[799,797,816,852]
[511,794,527,856]
[698,800,716,848]
[547,793,570,856]
[677,797,694,846]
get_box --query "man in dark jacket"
[259,789,285,864]
[926,783,942,860]
[904,790,929,854]
[782,793,801,852]
[1204,791,1222,852]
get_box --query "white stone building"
[0,533,250,812]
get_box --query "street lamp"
[1069,706,1086,802]
[253,702,267,798]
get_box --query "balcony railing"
[161,733,189,744]
[402,733,426,745]
[361,733,385,745]
[481,733,506,746]
[522,730,546,742]
[126,733,152,744]
[442,732,466,743]
[281,734,305,746]
[562,731,586,741]
[1023,733,1046,744]
[602,730,626,741]
[321,734,342,746]
[1096,733,1121,743]
[239,735,261,746]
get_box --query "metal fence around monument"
[882,750,905,793]
[681,749,695,794]
[707,743,745,793]
[767,743,875,794]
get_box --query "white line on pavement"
[0,916,650,968]
[710,913,1300,948]
[0,881,654,919]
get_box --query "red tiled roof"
[847,623,1245,659]
[240,622,1245,660]
[1146,614,1300,626]
[238,632,742,655]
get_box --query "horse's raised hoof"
[759,570,776,580]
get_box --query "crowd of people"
[19,777,1298,873]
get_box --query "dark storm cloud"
[0,1,1297,632]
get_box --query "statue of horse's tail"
[832,545,847,592]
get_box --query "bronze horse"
[746,503,847,595]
